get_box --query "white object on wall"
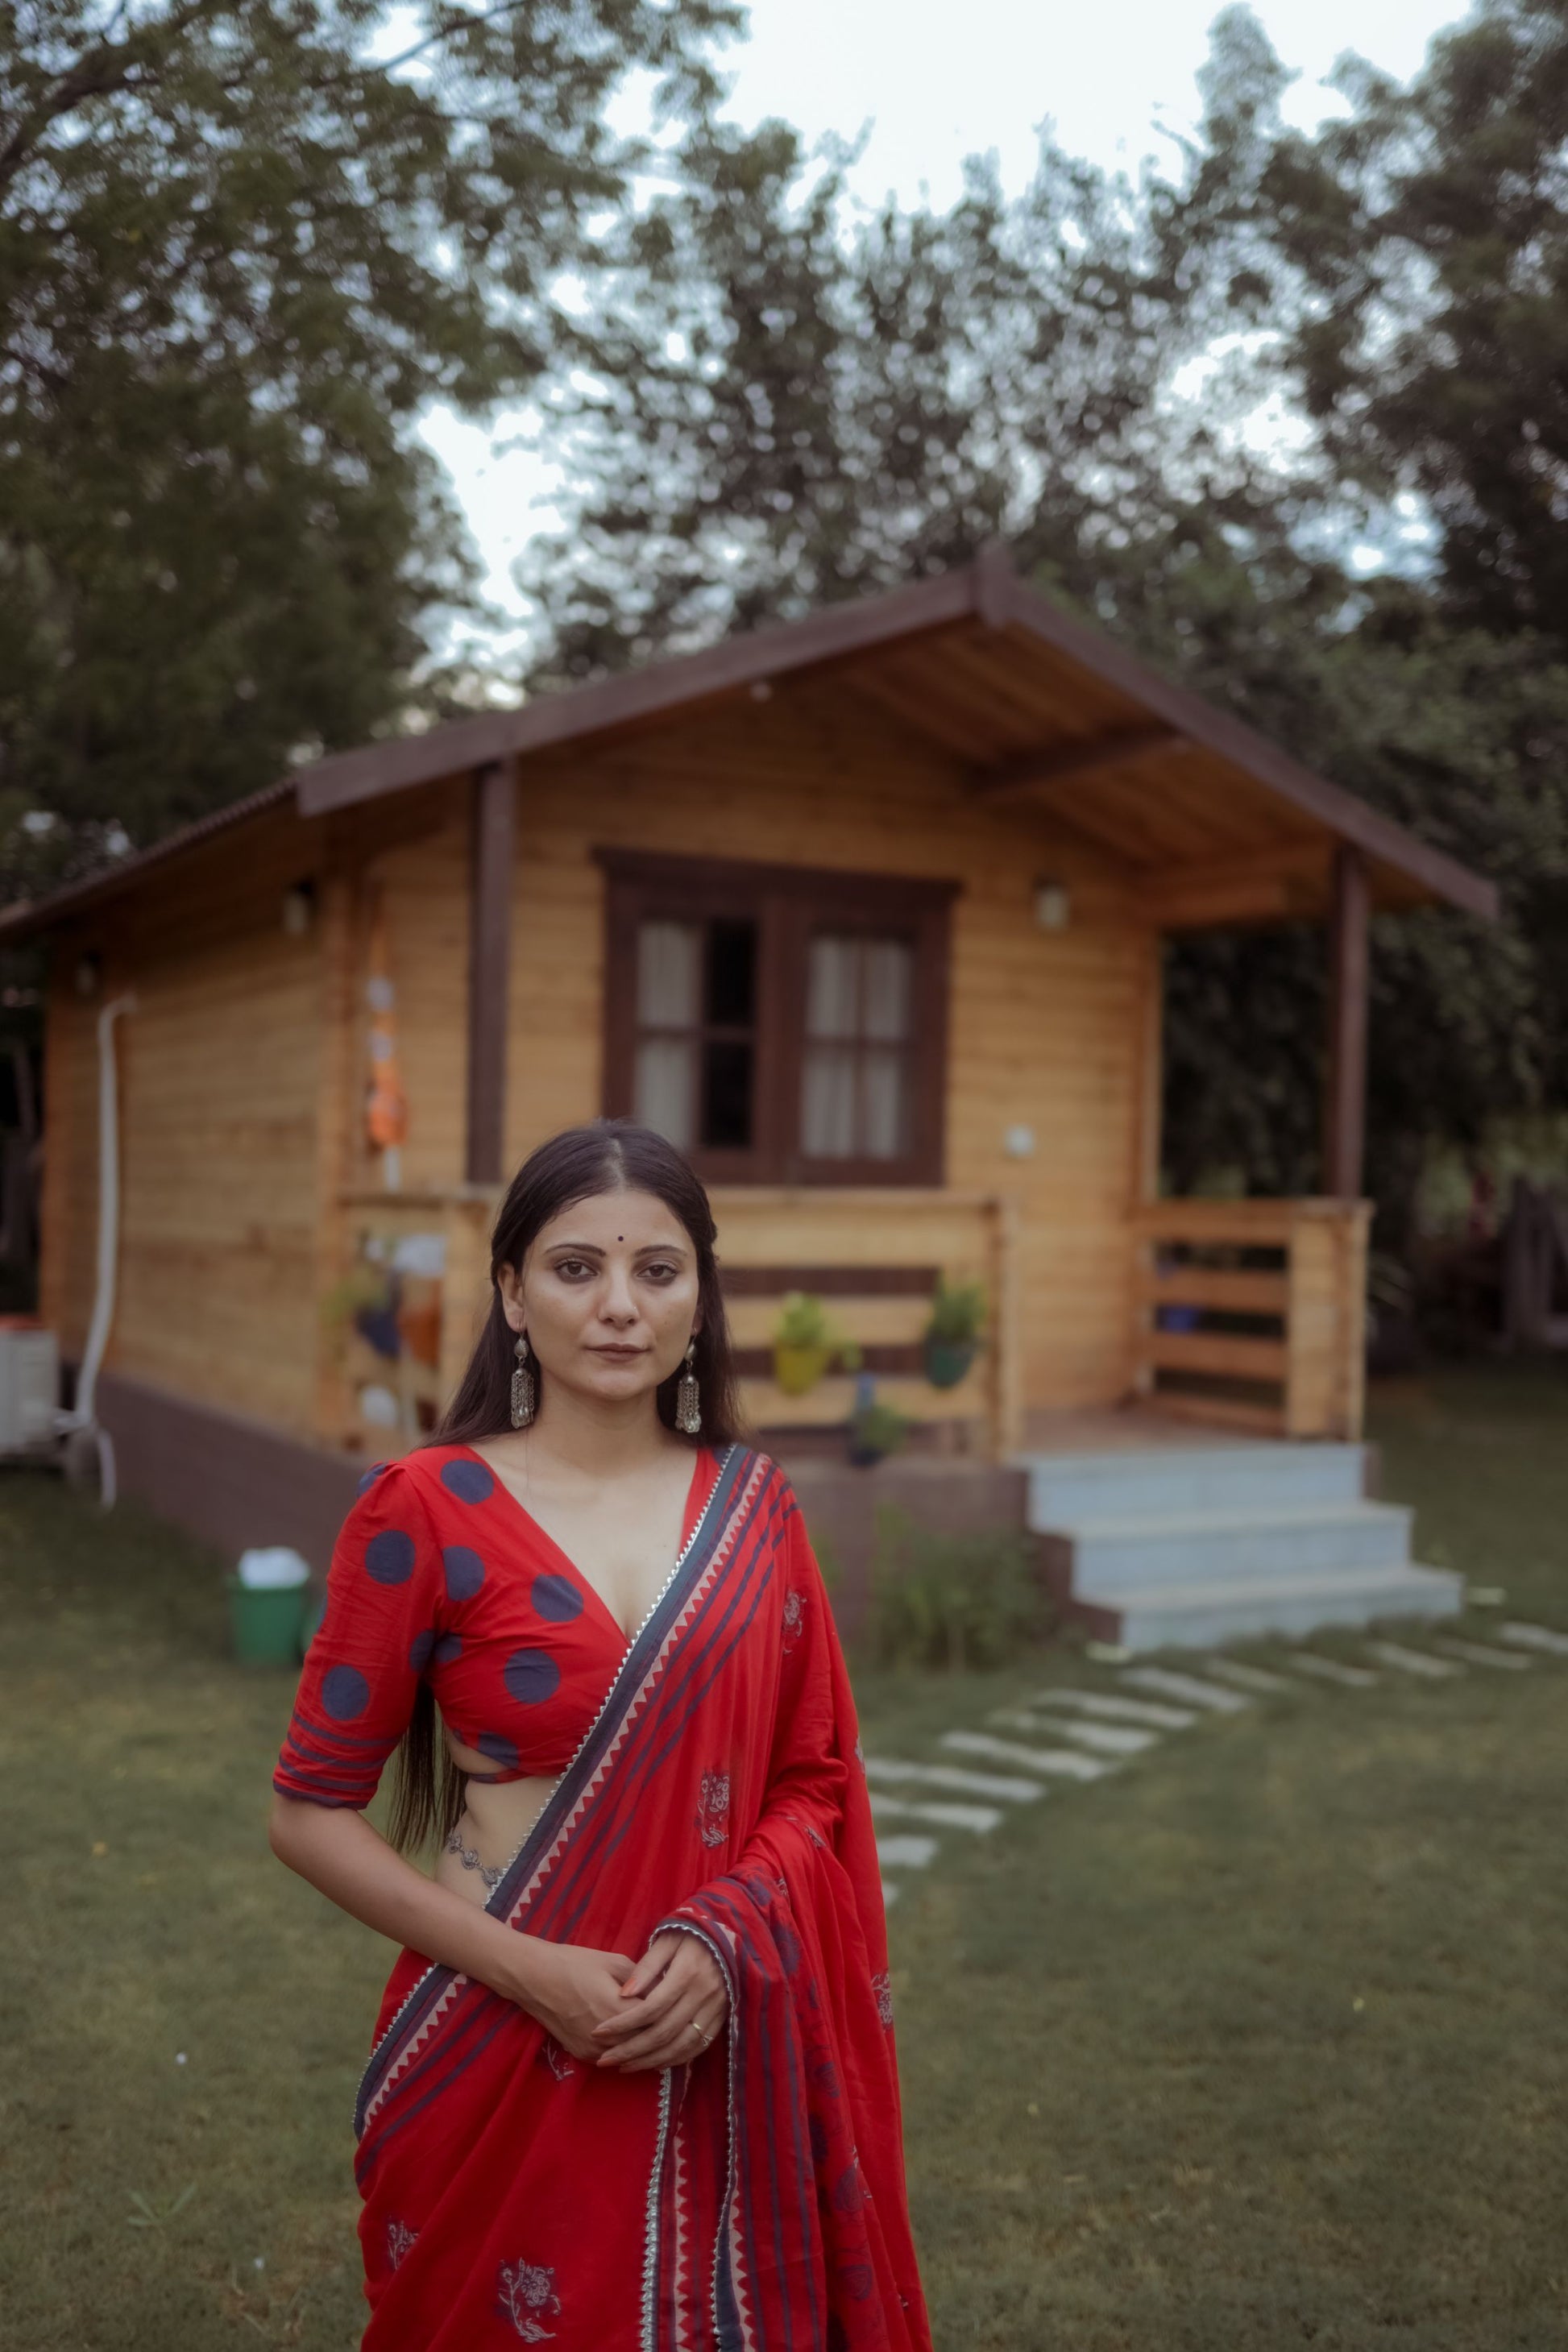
[0,1328,60,1452]
[1004,1124,1037,1159]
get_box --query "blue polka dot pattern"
[476,1730,520,1771]
[366,1529,416,1585]
[409,1628,435,1673]
[441,1457,495,1505]
[322,1663,370,1721]
[504,1647,561,1706]
[356,1462,389,1496]
[433,1632,463,1664]
[531,1572,583,1623]
[443,1545,485,1602]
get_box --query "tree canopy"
[0,0,736,900]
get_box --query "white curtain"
[801,934,913,1159]
[634,922,701,1147]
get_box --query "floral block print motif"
[695,1768,731,1848]
[782,1586,807,1650]
[871,1970,895,2029]
[496,2255,561,2340]
[385,2219,418,2273]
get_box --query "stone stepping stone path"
[1033,1689,1198,1729]
[1120,1666,1251,1713]
[1287,1652,1379,1687]
[990,1709,1159,1756]
[940,1730,1114,1784]
[1201,1657,1292,1695]
[1501,1620,1568,1657]
[869,1790,1004,1835]
[866,1616,1567,1894]
[1433,1637,1531,1670]
[1367,1641,1463,1679]
[864,1756,1046,1804]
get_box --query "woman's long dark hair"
[387,1120,749,1854]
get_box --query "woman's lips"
[590,1344,645,1360]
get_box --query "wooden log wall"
[41,806,331,1436]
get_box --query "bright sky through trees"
[421,0,1471,662]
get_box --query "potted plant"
[922,1277,986,1389]
[848,1373,908,1468]
[771,1292,861,1396]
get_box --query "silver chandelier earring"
[674,1338,701,1436]
[510,1331,536,1429]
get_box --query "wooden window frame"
[598,848,957,1188]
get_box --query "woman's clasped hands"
[516,1929,729,2070]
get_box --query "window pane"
[801,1044,857,1158]
[635,1037,696,1148]
[806,935,861,1040]
[861,1048,909,1159]
[701,1039,753,1148]
[637,920,701,1027]
[705,919,757,1027]
[862,940,913,1041]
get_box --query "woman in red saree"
[270,1122,931,2350]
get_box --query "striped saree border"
[354,1444,762,2142]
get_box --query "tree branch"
[0,0,233,196]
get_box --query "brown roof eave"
[294,566,982,819]
[0,548,1499,940]
[998,573,1500,923]
[0,777,300,948]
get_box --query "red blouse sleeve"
[273,1461,443,1811]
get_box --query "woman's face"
[498,1186,700,1415]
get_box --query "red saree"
[344,1446,931,2350]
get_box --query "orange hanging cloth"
[364,894,409,1161]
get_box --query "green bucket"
[226,1576,308,1667]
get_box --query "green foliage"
[770,1289,860,1368]
[923,1277,986,1347]
[847,1396,907,1463]
[0,0,737,906]
[865,1508,1047,1670]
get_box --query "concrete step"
[1020,1442,1367,1528]
[1105,1561,1463,1652]
[1065,1500,1412,1592]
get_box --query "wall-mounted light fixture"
[1032,876,1071,932]
[74,950,102,999]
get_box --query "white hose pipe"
[73,992,135,1430]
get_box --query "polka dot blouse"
[273,1443,721,1810]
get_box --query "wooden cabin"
[0,550,1495,1603]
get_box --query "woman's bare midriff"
[432,1728,554,1907]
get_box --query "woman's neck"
[506,1389,685,1483]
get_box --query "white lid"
[235,1546,312,1590]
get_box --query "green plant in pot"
[771,1292,861,1396]
[922,1276,986,1389]
[848,1373,908,1468]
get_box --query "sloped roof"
[0,548,1496,944]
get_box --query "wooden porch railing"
[708,1188,1023,1462]
[324,1185,1025,1463]
[1130,1197,1371,1440]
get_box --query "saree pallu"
[354,1447,931,2351]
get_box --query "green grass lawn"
[2,1365,1566,2350]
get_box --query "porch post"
[465,757,516,1186]
[1323,843,1371,1199]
